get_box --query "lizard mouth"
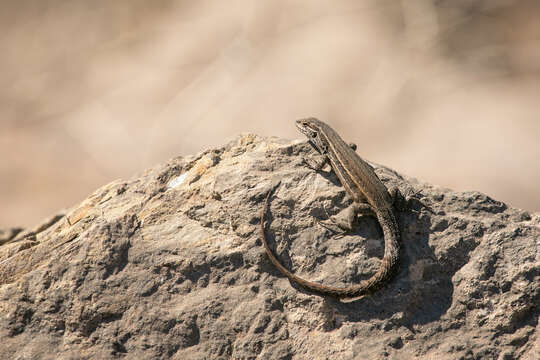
[295,118,314,136]
[295,118,321,152]
[295,119,307,132]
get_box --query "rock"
[0,227,23,245]
[0,134,538,359]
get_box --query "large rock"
[1,135,538,359]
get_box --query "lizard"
[260,118,401,299]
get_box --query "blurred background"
[1,0,539,227]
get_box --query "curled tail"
[260,184,400,299]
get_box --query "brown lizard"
[260,118,400,299]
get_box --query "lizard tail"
[261,185,400,299]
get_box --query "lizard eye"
[310,132,317,138]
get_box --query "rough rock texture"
[1,135,538,360]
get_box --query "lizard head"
[295,117,328,154]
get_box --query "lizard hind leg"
[317,201,375,236]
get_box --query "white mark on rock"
[167,173,188,189]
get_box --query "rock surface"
[0,135,538,359]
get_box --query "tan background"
[1,0,539,227]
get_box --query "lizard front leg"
[302,153,329,172]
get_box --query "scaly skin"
[260,118,400,299]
